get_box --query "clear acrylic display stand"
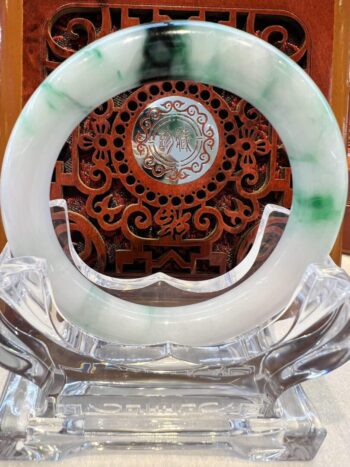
[0,202,350,461]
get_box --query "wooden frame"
[0,0,23,247]
[331,0,350,260]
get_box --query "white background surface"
[0,255,350,466]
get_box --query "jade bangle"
[1,21,347,345]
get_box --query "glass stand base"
[0,372,325,461]
[1,205,349,462]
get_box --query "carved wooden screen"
[22,1,337,278]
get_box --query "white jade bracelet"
[1,21,347,346]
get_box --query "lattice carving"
[45,4,309,279]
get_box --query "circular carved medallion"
[132,96,219,185]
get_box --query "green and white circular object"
[1,21,347,345]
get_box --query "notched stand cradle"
[0,202,350,461]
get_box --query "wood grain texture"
[330,0,350,261]
[0,0,23,248]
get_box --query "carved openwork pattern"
[48,5,309,278]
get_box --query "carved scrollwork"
[52,209,107,272]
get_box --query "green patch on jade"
[140,22,191,82]
[18,111,34,135]
[298,153,318,164]
[79,43,125,87]
[77,44,103,62]
[86,46,103,60]
[41,82,89,113]
[294,193,340,222]
[260,75,279,102]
